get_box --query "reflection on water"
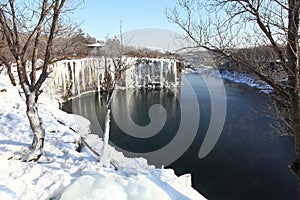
[63,73,297,200]
[110,88,181,153]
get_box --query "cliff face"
[46,57,181,99]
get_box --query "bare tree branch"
[167,0,300,197]
[0,0,82,162]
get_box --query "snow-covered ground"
[184,67,273,94]
[0,72,205,199]
[217,69,273,94]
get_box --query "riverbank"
[184,67,273,94]
[0,72,205,199]
[217,69,273,94]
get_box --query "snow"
[0,70,205,199]
[217,69,273,93]
[185,67,273,94]
[60,168,196,200]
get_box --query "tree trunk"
[287,0,300,199]
[99,107,111,167]
[24,93,45,161]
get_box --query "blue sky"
[73,0,181,40]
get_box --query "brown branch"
[34,0,67,93]
[30,30,41,87]
[9,0,20,54]
[21,1,55,56]
[0,7,18,59]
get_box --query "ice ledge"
[45,57,181,100]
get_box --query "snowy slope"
[0,72,205,199]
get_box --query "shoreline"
[184,67,273,94]
[0,69,206,199]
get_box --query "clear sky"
[73,0,182,40]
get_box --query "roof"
[88,43,104,47]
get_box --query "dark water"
[63,72,297,200]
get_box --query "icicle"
[71,61,75,95]
[76,61,81,95]
[86,60,89,89]
[160,59,163,86]
[97,73,100,92]
[82,60,86,90]
[45,57,180,99]
[89,59,93,87]
[61,62,66,95]
[135,63,138,88]
[173,60,177,86]
[136,61,140,87]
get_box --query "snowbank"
[184,67,273,94]
[0,72,205,199]
[217,69,273,93]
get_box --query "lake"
[63,71,297,200]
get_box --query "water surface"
[63,72,297,200]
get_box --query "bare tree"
[0,0,82,161]
[166,0,300,198]
[99,22,135,167]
